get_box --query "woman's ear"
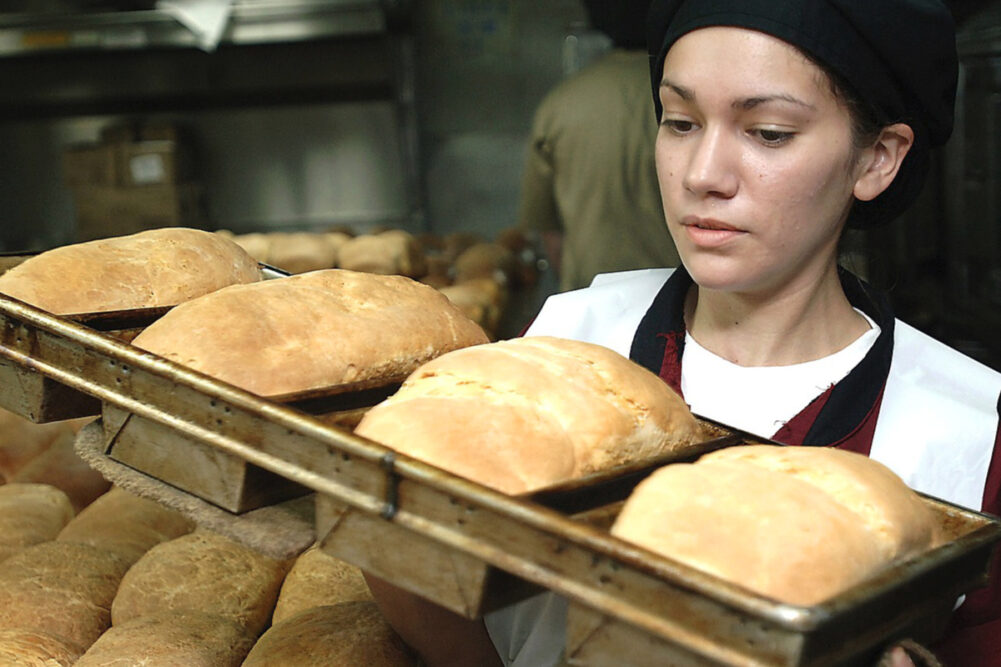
[853,123,915,202]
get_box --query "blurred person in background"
[517,0,681,292]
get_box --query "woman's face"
[656,27,865,296]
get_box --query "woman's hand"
[883,646,916,667]
[878,640,941,667]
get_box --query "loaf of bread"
[337,230,427,277]
[75,611,257,667]
[267,231,349,274]
[355,336,704,494]
[441,231,480,264]
[11,427,111,513]
[0,628,84,667]
[452,242,517,285]
[0,227,262,314]
[0,541,132,650]
[0,408,75,482]
[272,545,373,625]
[223,231,271,263]
[57,486,194,566]
[243,602,417,667]
[0,483,75,563]
[439,278,507,338]
[610,445,935,606]
[111,530,290,636]
[130,269,489,397]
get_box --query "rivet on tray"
[380,451,399,520]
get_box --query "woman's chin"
[681,258,759,293]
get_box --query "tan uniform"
[518,49,680,291]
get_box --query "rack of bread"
[0,227,998,665]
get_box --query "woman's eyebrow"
[660,79,694,101]
[734,94,816,111]
[661,78,816,112]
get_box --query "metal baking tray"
[317,420,753,618]
[102,376,405,513]
[0,303,170,422]
[563,496,1001,666]
[0,291,998,666]
[0,261,286,424]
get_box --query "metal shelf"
[0,1,388,56]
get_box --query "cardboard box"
[118,140,193,186]
[62,143,119,187]
[72,184,206,242]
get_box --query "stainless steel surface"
[0,0,386,56]
[0,291,998,665]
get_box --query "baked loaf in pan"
[611,445,935,606]
[130,269,489,397]
[354,336,704,494]
[0,227,262,315]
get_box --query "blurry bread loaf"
[111,530,290,636]
[452,242,517,285]
[227,231,271,263]
[57,486,194,566]
[243,602,417,667]
[272,545,372,625]
[355,336,703,494]
[131,269,489,397]
[11,427,111,512]
[0,628,84,667]
[0,227,262,314]
[337,230,427,277]
[439,278,507,338]
[420,255,453,289]
[0,483,75,562]
[611,445,935,606]
[441,231,480,264]
[0,541,131,649]
[0,409,76,482]
[266,231,348,274]
[75,611,257,667]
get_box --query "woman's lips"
[680,216,746,247]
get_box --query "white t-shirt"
[681,310,880,439]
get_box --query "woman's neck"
[685,265,871,367]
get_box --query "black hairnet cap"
[646,0,959,228]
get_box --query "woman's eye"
[661,118,697,135]
[752,128,794,145]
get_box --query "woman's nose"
[682,128,738,199]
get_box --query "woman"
[369,1,1001,664]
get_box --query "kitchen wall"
[0,0,589,251]
[414,0,587,237]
